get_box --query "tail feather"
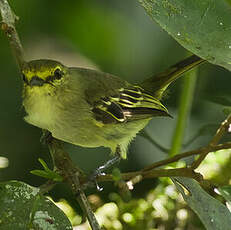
[141,55,205,100]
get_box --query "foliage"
[140,0,231,71]
[0,181,72,229]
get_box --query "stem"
[210,114,231,146]
[169,66,198,156]
[191,115,231,169]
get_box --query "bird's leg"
[88,146,122,191]
[93,145,122,175]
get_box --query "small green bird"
[22,55,204,161]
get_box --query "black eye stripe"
[46,75,54,82]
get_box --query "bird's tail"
[141,55,205,100]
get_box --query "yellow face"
[22,59,67,87]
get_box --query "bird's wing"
[71,67,170,124]
[90,85,170,124]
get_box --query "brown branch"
[82,141,231,189]
[0,0,25,69]
[96,167,203,183]
[94,142,231,185]
[141,142,231,172]
[48,138,101,230]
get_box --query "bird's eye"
[54,68,63,80]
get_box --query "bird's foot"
[86,154,121,191]
[88,168,106,191]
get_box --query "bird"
[21,55,204,172]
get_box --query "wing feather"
[91,86,170,124]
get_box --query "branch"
[141,142,231,172]
[96,167,203,183]
[48,138,101,230]
[191,114,231,169]
[86,142,231,186]
[136,115,231,176]
[0,0,25,69]
[210,114,231,145]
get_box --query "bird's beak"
[29,76,45,86]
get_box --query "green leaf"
[0,181,72,230]
[30,170,63,182]
[30,158,63,182]
[38,158,50,171]
[173,177,231,230]
[139,0,231,71]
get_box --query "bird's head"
[22,59,68,88]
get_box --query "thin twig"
[141,142,231,172]
[0,0,25,69]
[191,115,231,169]
[210,114,231,146]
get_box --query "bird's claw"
[88,169,106,191]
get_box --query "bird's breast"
[23,86,59,130]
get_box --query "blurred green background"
[0,0,230,228]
